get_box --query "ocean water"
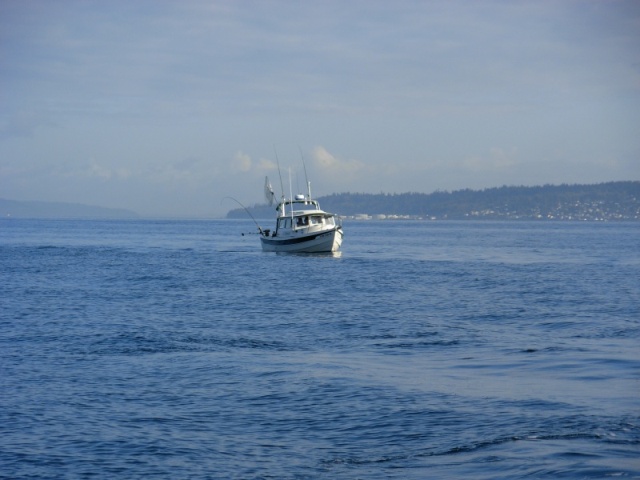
[1,218,638,479]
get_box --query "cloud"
[311,146,365,175]
[231,151,252,172]
[255,157,277,172]
[230,151,277,175]
[86,160,115,180]
[54,159,132,181]
[141,156,222,191]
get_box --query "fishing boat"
[259,176,343,253]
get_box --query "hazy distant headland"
[0,198,139,219]
[227,182,640,221]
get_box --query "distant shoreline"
[4,181,638,221]
[227,181,640,222]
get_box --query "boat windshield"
[278,214,336,230]
[278,218,292,229]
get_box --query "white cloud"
[81,160,129,181]
[47,159,131,181]
[229,152,277,175]
[256,157,277,172]
[231,151,252,173]
[312,146,365,175]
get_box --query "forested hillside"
[226,182,640,221]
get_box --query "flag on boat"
[264,176,275,206]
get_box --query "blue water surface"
[1,219,639,479]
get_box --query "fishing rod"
[222,196,264,235]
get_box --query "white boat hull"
[260,227,343,253]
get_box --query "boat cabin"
[277,213,336,231]
[268,194,338,238]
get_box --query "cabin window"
[325,216,335,226]
[310,215,323,225]
[278,218,292,229]
[295,216,309,227]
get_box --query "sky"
[1,0,639,217]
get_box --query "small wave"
[320,432,616,469]
[84,332,296,356]
[375,339,461,350]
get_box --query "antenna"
[288,167,294,223]
[273,145,285,200]
[299,146,311,200]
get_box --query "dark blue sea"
[1,219,639,479]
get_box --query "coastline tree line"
[227,181,640,221]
